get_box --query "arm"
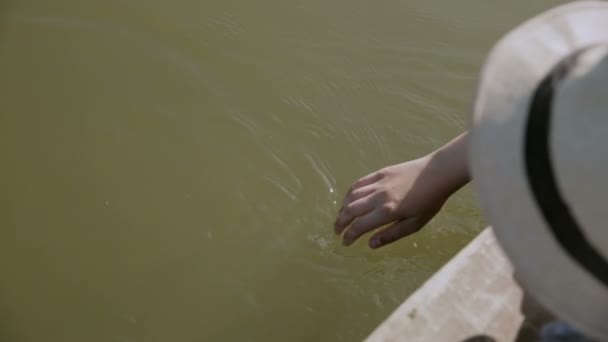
[428,132,470,194]
[334,132,470,249]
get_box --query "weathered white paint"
[366,228,553,342]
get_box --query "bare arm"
[334,132,470,249]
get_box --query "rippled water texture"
[0,1,563,341]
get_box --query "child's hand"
[334,133,470,249]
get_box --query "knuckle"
[380,203,396,215]
[377,189,391,200]
[351,187,364,198]
[346,224,363,239]
[343,204,353,216]
[354,175,370,188]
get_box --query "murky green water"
[0,1,564,341]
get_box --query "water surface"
[0,0,564,340]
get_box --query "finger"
[368,217,423,249]
[343,184,376,207]
[343,209,394,246]
[347,172,382,195]
[334,196,375,235]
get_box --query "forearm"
[426,131,471,195]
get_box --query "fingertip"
[369,238,382,249]
[334,220,345,236]
[369,218,422,249]
[342,231,356,246]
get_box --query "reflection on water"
[0,0,560,341]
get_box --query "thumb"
[369,217,424,249]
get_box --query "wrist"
[426,133,471,195]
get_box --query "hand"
[334,133,470,249]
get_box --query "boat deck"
[366,228,554,342]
